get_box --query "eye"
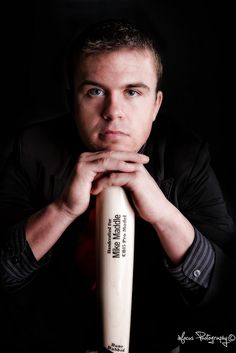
[126,89,139,97]
[87,88,105,97]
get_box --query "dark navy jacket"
[0,114,235,353]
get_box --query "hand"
[56,150,194,265]
[91,155,169,225]
[56,151,149,219]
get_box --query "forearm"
[26,201,77,261]
[152,201,195,265]
[0,202,78,292]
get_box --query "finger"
[80,150,149,164]
[91,158,142,174]
[91,172,134,195]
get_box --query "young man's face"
[73,48,163,152]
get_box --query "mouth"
[101,129,129,137]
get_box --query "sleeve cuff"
[0,219,51,291]
[164,228,215,290]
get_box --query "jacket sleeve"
[0,219,51,292]
[164,227,215,291]
[178,141,236,310]
[0,137,51,292]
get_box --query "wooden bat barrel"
[96,186,135,353]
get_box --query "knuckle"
[108,173,116,185]
[107,150,114,159]
[78,152,89,161]
[77,156,85,167]
[77,156,87,168]
[117,160,125,169]
[109,172,116,180]
[75,162,83,174]
[76,154,90,171]
[117,161,128,171]
[98,158,107,168]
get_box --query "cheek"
[132,109,154,142]
[76,98,103,122]
[138,121,153,140]
[76,115,103,147]
[75,100,95,124]
[132,102,155,126]
[131,96,156,115]
[77,99,92,116]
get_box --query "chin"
[112,142,139,152]
[92,142,136,152]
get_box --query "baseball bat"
[96,186,135,353]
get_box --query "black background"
[1,0,235,213]
[0,1,236,350]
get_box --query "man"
[0,19,235,353]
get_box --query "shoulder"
[15,113,78,172]
[148,115,210,180]
[18,113,75,150]
[18,113,77,151]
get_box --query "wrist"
[52,199,80,222]
[150,200,176,232]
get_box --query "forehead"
[75,48,157,81]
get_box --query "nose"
[102,93,124,121]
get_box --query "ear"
[152,91,163,122]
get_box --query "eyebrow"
[126,83,150,91]
[78,80,150,91]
